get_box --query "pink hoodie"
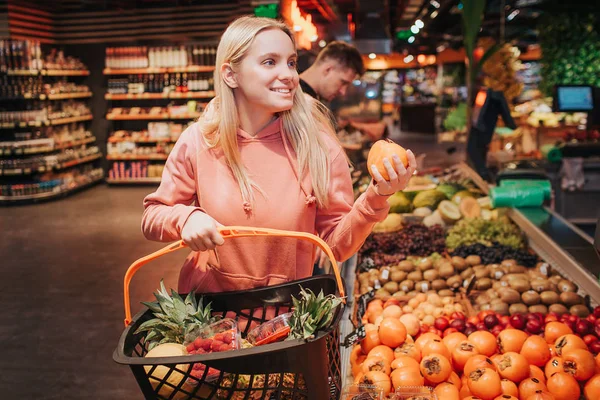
[142,117,390,293]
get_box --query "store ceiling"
[299,0,550,54]
[13,0,240,12]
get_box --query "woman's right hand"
[181,211,224,252]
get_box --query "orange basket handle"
[123,226,345,327]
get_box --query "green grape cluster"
[446,217,525,249]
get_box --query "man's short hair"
[315,41,365,76]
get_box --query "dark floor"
[0,134,463,399]
[0,185,189,399]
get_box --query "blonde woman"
[142,15,417,294]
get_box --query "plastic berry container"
[183,318,240,381]
[246,312,293,346]
[392,386,437,400]
[340,384,384,400]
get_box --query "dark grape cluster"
[451,242,539,267]
[359,223,446,266]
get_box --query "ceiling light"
[436,44,447,53]
[408,36,416,44]
[411,25,420,34]
[368,53,376,59]
[404,55,414,63]
[318,40,327,48]
[415,19,424,29]
[310,35,318,42]
[431,10,439,18]
[507,9,520,21]
[430,0,441,8]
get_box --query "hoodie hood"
[236,116,315,209]
[236,117,282,142]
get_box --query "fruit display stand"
[340,162,600,398]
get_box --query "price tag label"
[342,325,366,347]
[356,289,375,318]
[538,263,552,277]
[381,269,390,281]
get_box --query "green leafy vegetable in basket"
[134,280,217,350]
[288,286,343,340]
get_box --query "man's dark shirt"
[300,78,320,101]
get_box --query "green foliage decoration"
[539,12,600,95]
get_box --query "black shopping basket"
[114,226,347,400]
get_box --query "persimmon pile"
[351,303,600,399]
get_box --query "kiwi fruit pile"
[464,258,591,317]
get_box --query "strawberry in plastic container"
[247,312,292,346]
[184,318,240,381]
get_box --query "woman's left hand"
[370,150,417,196]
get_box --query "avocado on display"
[412,190,448,210]
[387,191,413,213]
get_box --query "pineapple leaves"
[134,280,215,348]
[288,286,343,340]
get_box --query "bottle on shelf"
[106,45,217,70]
[0,40,100,203]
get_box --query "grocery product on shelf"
[358,223,446,267]
[107,73,213,95]
[345,163,600,399]
[445,217,525,249]
[0,40,100,204]
[104,46,215,185]
[105,45,216,70]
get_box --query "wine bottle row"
[0,76,89,99]
[105,45,217,69]
[107,73,213,94]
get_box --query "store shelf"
[106,154,168,161]
[457,162,600,304]
[105,91,213,100]
[106,177,162,184]
[0,153,102,176]
[169,91,214,99]
[105,93,165,100]
[48,115,94,126]
[0,175,103,203]
[43,70,90,76]
[6,69,90,76]
[0,115,94,129]
[103,66,215,75]
[108,137,174,143]
[106,113,200,121]
[45,92,92,100]
[58,153,102,170]
[0,136,97,156]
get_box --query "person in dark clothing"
[299,41,365,102]
[301,42,365,275]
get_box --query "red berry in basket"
[202,339,213,351]
[211,340,224,352]
[194,337,203,349]
[213,333,224,342]
[222,332,233,345]
[193,363,203,371]
[219,343,233,352]
[195,348,206,354]
[207,368,220,376]
[186,343,196,353]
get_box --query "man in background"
[299,41,365,102]
[300,42,365,275]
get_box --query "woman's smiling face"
[232,28,299,114]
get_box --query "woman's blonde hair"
[199,15,340,208]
